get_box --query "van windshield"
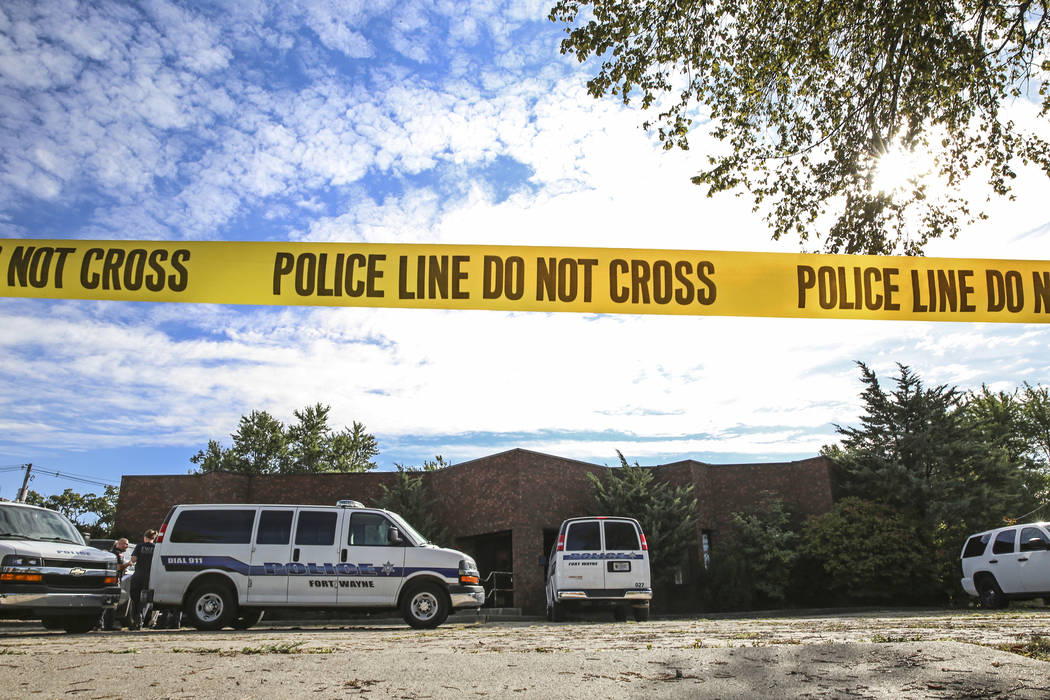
[386,512,428,546]
[0,505,85,544]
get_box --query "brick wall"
[113,449,834,613]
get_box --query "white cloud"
[1,0,1049,483]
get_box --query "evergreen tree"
[701,494,800,610]
[826,363,1050,600]
[588,451,697,586]
[797,497,936,604]
[375,457,451,546]
[828,362,976,525]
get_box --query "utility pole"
[16,463,32,502]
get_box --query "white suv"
[545,516,652,622]
[959,522,1050,608]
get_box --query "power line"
[6,463,120,490]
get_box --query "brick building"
[114,448,834,613]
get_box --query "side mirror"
[1022,537,1048,552]
[388,526,403,545]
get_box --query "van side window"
[295,511,337,546]
[992,529,1016,555]
[256,510,293,545]
[349,512,394,546]
[604,521,640,550]
[170,509,256,544]
[565,521,601,551]
[962,534,990,558]
[1019,527,1049,552]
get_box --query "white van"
[148,500,484,630]
[545,516,652,622]
[0,501,120,633]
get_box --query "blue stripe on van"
[161,556,457,579]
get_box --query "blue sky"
[1,0,1049,501]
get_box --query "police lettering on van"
[148,501,483,630]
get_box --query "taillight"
[556,534,565,552]
[640,534,648,551]
[155,523,167,543]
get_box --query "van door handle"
[989,559,998,564]
[293,548,300,562]
[1019,557,1029,562]
[341,548,347,563]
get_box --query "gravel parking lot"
[2,609,1049,698]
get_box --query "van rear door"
[601,519,648,592]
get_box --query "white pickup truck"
[0,501,121,632]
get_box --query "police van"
[0,501,120,633]
[148,500,484,630]
[545,516,652,622]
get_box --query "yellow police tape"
[2,239,1049,323]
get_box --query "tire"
[978,578,1008,610]
[550,600,566,622]
[185,583,237,631]
[62,615,98,634]
[230,609,265,630]
[401,583,449,629]
[613,606,628,622]
[40,617,66,631]
[633,605,650,622]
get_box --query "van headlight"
[458,559,480,586]
[2,555,43,568]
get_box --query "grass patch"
[242,641,332,655]
[994,636,1050,662]
[172,642,333,656]
[870,633,924,643]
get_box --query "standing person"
[99,538,130,630]
[128,529,157,630]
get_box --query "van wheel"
[230,609,265,630]
[186,583,236,630]
[64,615,98,634]
[977,578,1007,610]
[548,600,566,622]
[40,617,66,631]
[401,583,449,629]
[633,605,650,622]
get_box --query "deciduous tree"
[549,0,1050,254]
[190,404,378,475]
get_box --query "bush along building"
[114,448,834,614]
